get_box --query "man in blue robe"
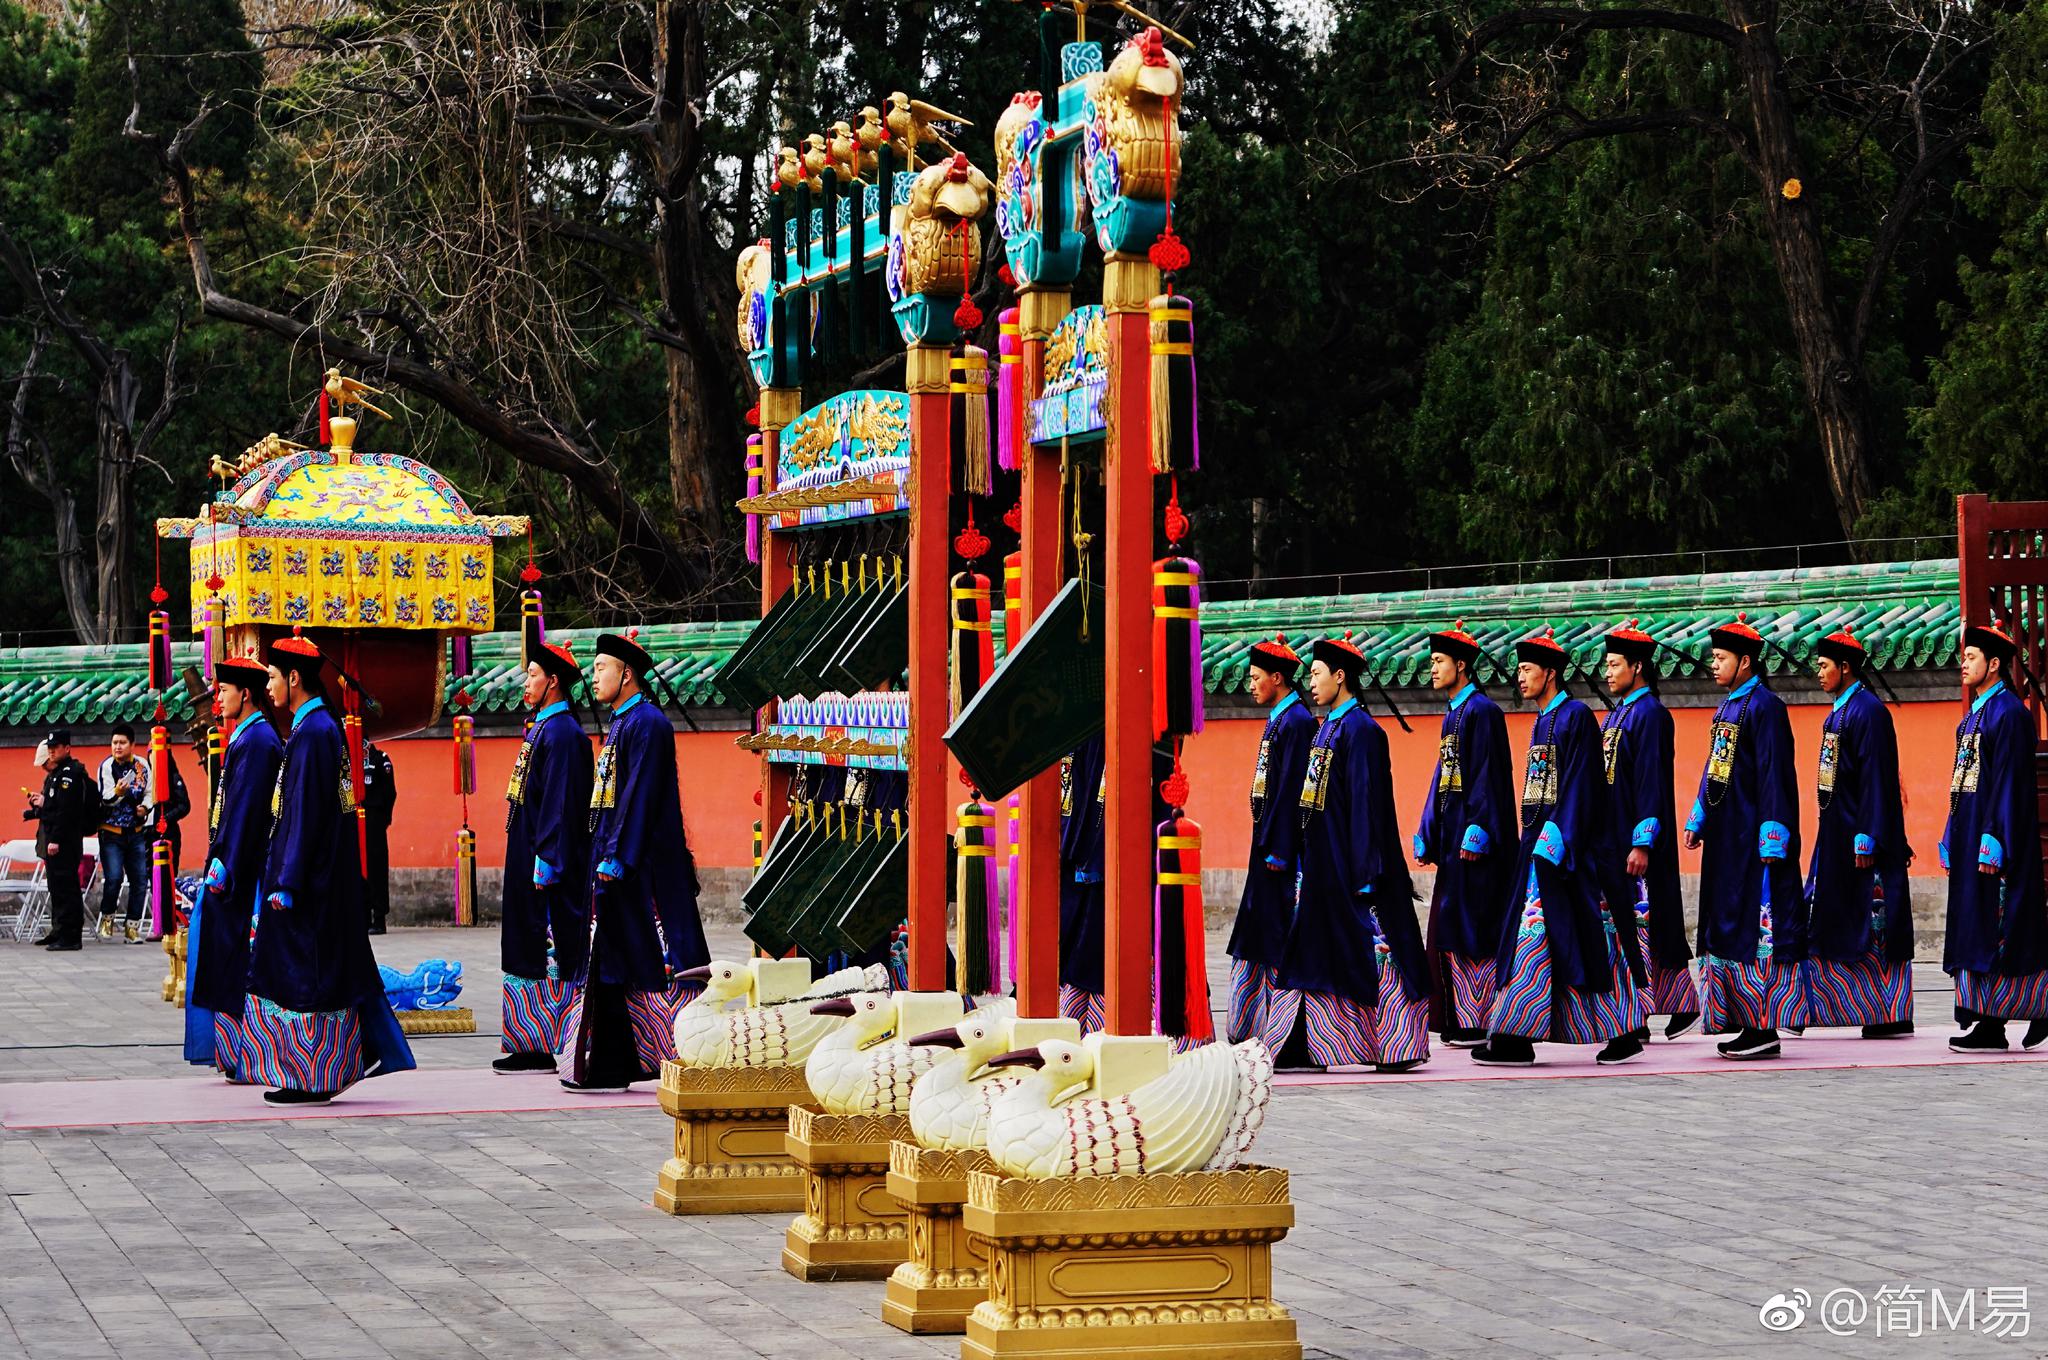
[1801,627,1915,1038]
[494,639,594,1073]
[1684,614,1805,1060]
[244,632,416,1104]
[560,631,709,1091]
[1057,735,1107,1035]
[1598,621,1697,1043]
[1943,622,2048,1053]
[1475,629,1646,1066]
[184,657,283,1076]
[1272,633,1429,1073]
[1226,636,1316,1045]
[1414,621,1513,1047]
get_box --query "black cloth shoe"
[45,938,81,951]
[1663,1011,1700,1040]
[1597,1034,1646,1065]
[1470,1036,1536,1066]
[1950,1019,2009,1053]
[558,1077,629,1093]
[493,1052,557,1074]
[1372,1058,1426,1074]
[1716,1027,1780,1060]
[1861,1020,1914,1039]
[30,931,53,947]
[1439,1027,1486,1049]
[2024,1020,2048,1052]
[262,1088,336,1105]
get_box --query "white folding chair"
[0,839,47,941]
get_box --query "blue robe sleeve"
[1319,717,1384,897]
[1753,698,1800,861]
[1538,704,1600,869]
[1832,701,1880,856]
[270,723,341,903]
[525,720,573,883]
[1980,700,2034,873]
[1620,704,1669,849]
[595,709,675,880]
[209,731,282,897]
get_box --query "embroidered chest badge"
[1436,731,1462,795]
[1601,725,1622,786]
[1706,719,1741,795]
[1521,743,1558,812]
[1816,729,1841,803]
[1951,731,1981,797]
[506,739,534,806]
[1299,745,1332,815]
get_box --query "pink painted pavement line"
[1274,1027,2048,1086]
[1,1066,660,1131]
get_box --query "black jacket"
[25,756,94,853]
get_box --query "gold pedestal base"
[653,1061,810,1215]
[961,1165,1300,1360]
[881,1142,993,1333]
[781,1105,911,1281]
[161,927,187,1005]
[395,1008,476,1035]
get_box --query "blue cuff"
[205,858,227,890]
[1759,821,1790,861]
[534,857,559,887]
[269,889,293,910]
[1263,854,1289,871]
[1980,834,2004,870]
[1631,817,1660,849]
[1534,820,1565,867]
[1853,833,1875,858]
[1939,838,1951,872]
[1412,833,1427,862]
[597,858,623,878]
[1684,798,1704,837]
[1460,824,1489,855]
[1356,883,1373,897]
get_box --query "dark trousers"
[99,830,147,921]
[564,981,654,1088]
[364,822,390,929]
[46,847,84,944]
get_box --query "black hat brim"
[1428,634,1480,665]
[1963,625,2017,662]
[595,633,656,678]
[1603,635,1655,664]
[214,660,270,689]
[1515,641,1570,669]
[533,649,585,690]
[1310,640,1367,676]
[1246,645,1299,679]
[1815,637,1865,668]
[1708,629,1764,659]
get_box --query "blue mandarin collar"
[1973,680,2007,713]
[535,700,572,724]
[1448,683,1476,711]
[1270,691,1302,719]
[230,711,266,745]
[1728,675,1762,701]
[613,692,646,718]
[1618,684,1648,707]
[1328,696,1360,722]
[1831,681,1864,711]
[291,696,325,731]
[1540,689,1567,715]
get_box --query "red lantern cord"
[151,537,168,605]
[1162,476,1189,547]
[1160,739,1190,812]
[1148,91,1191,283]
[954,502,990,563]
[520,522,541,585]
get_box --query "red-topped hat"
[1604,618,1656,664]
[214,655,269,688]
[595,627,656,678]
[266,627,326,677]
[272,627,321,658]
[1515,625,1570,668]
[534,638,584,689]
[1816,624,1865,668]
[1311,631,1367,675]
[1427,619,1481,666]
[1964,620,2017,663]
[1247,634,1301,679]
[1709,612,1765,659]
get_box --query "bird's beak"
[985,1047,1045,1069]
[906,1028,964,1048]
[679,966,713,982]
[810,998,857,1017]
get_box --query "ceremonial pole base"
[653,1061,811,1215]
[881,1142,994,1333]
[961,1166,1301,1360]
[781,1105,911,1282]
[395,1008,476,1035]
[161,927,187,1006]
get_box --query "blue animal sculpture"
[380,959,464,1011]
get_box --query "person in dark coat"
[1226,637,1317,1046]
[184,657,284,1074]
[24,729,93,951]
[1056,734,1107,1035]
[1684,614,1805,1061]
[360,741,396,933]
[558,631,709,1092]
[1942,623,2048,1053]
[243,631,416,1104]
[495,640,594,1074]
[1474,629,1647,1067]
[1799,627,1915,1039]
[1598,621,1698,1043]
[1272,633,1429,1073]
[1414,621,1514,1046]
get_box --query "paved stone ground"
[4,928,2046,1359]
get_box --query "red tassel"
[146,610,172,691]
[318,389,331,446]
[1151,555,1204,739]
[1154,813,1211,1043]
[342,693,367,876]
[950,571,995,719]
[1003,551,1022,616]
[149,726,170,805]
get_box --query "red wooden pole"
[1102,259,1159,1035]
[906,345,952,990]
[1015,289,1070,1018]
[757,389,802,844]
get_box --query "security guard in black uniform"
[24,729,94,950]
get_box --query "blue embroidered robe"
[1806,683,1913,963]
[501,702,594,980]
[1597,686,1683,979]
[184,711,283,1060]
[1496,695,1615,991]
[1416,684,1515,958]
[584,694,709,990]
[1282,700,1426,1008]
[1228,693,1316,970]
[1942,683,2046,977]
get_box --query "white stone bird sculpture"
[983,1038,1274,1179]
[804,991,964,1116]
[671,960,890,1069]
[904,998,1020,1150]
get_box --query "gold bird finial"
[827,120,860,180]
[323,368,392,422]
[884,92,972,171]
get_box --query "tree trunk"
[93,355,139,644]
[1725,0,1875,538]
[3,331,101,644]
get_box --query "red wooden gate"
[1957,494,2048,879]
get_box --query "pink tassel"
[745,434,764,565]
[1005,792,1021,989]
[996,307,1022,472]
